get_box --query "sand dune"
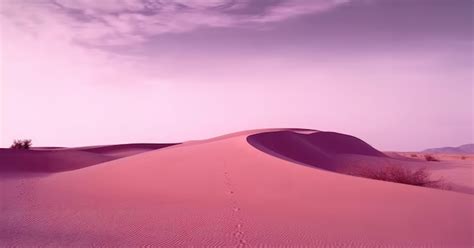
[0,149,113,173]
[1,129,472,247]
[70,143,177,157]
[0,143,176,173]
[247,130,474,194]
[247,130,387,172]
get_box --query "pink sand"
[1,129,472,247]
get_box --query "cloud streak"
[1,0,350,46]
[1,0,472,150]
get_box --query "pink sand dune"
[0,143,177,173]
[247,130,474,194]
[247,130,387,171]
[69,143,178,157]
[0,149,113,173]
[1,129,472,247]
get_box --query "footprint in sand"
[223,170,248,246]
[238,239,248,247]
[233,230,244,237]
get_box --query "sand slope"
[1,130,472,247]
[0,149,113,173]
[0,143,176,173]
[70,143,178,157]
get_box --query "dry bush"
[10,139,32,149]
[410,154,418,158]
[461,156,466,160]
[349,165,449,189]
[424,154,439,162]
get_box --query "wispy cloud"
[1,0,350,46]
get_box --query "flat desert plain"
[1,129,473,247]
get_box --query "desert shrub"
[10,139,32,149]
[410,154,418,158]
[350,165,448,189]
[461,156,466,160]
[424,154,439,162]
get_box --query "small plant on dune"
[424,154,439,162]
[461,156,466,160]
[349,165,449,189]
[10,139,32,149]
[410,154,418,158]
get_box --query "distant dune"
[423,144,474,154]
[1,129,472,247]
[0,143,177,173]
[69,143,178,157]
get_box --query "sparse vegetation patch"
[349,165,449,190]
[10,139,32,150]
[424,154,439,162]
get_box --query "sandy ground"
[390,152,474,194]
[1,129,472,247]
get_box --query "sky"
[0,0,472,151]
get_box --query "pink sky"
[0,0,472,151]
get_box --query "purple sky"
[0,0,472,151]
